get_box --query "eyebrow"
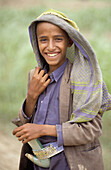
[54,35,64,37]
[38,36,47,39]
[38,35,65,39]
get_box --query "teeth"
[48,54,57,57]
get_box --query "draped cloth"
[28,9,111,123]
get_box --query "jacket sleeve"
[62,112,103,146]
[13,69,35,126]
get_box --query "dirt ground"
[0,124,22,170]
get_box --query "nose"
[48,39,55,51]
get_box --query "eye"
[40,38,47,42]
[55,37,63,42]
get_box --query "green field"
[0,1,111,169]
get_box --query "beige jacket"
[18,60,104,170]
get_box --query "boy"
[13,9,111,170]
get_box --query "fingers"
[13,126,29,143]
[13,123,37,144]
[34,67,45,77]
[13,126,23,135]
[44,78,51,87]
[34,67,41,75]
[34,67,50,81]
[22,137,31,144]
[39,69,46,77]
[33,67,51,90]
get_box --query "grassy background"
[0,0,111,169]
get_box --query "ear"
[68,38,73,47]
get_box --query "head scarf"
[28,9,111,123]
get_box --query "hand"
[28,67,50,100]
[13,123,57,144]
[25,67,51,117]
[13,123,44,144]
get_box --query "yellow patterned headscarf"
[38,9,79,31]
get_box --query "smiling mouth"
[46,53,59,57]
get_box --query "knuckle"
[36,76,40,81]
[16,134,18,137]
[35,67,41,72]
[40,79,44,84]
[44,74,48,79]
[23,129,27,133]
[43,84,47,88]
[26,133,29,138]
[40,70,45,74]
[28,136,32,141]
[33,74,36,78]
[33,74,36,79]
[45,73,48,77]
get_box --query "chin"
[46,60,59,66]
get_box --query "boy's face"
[37,22,72,73]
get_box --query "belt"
[25,139,64,168]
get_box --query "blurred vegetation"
[0,2,111,169]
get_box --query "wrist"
[43,125,57,137]
[27,90,39,102]
[25,94,37,117]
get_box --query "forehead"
[36,22,68,36]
